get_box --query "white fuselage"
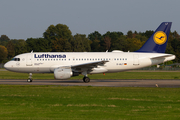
[4,52,175,74]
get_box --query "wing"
[71,60,109,72]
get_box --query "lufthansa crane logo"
[153,31,167,45]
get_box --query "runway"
[0,79,180,87]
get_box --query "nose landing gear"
[27,73,33,82]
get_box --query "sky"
[0,0,180,40]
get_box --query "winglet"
[136,22,172,53]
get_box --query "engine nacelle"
[54,67,73,80]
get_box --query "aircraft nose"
[4,62,10,70]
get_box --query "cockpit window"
[11,58,20,61]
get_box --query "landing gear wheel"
[27,78,33,82]
[27,73,33,82]
[83,77,90,83]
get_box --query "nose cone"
[4,62,10,70]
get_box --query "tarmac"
[0,79,180,87]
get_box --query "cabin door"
[26,54,33,66]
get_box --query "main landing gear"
[82,70,90,83]
[83,77,90,83]
[27,73,33,82]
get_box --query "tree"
[0,35,10,46]
[126,38,143,52]
[103,36,111,50]
[6,41,15,59]
[112,35,127,51]
[172,31,180,39]
[43,24,72,52]
[103,31,124,51]
[127,30,133,38]
[51,38,66,52]
[88,31,102,52]
[0,45,8,62]
[11,39,28,55]
[143,30,154,38]
[26,38,51,52]
[71,34,91,52]
[88,31,102,41]
[43,24,72,40]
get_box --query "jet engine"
[54,67,73,79]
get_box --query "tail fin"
[136,22,172,53]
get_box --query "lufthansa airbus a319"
[4,22,175,83]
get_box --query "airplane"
[4,22,175,83]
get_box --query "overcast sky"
[0,0,179,39]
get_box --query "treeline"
[0,23,180,63]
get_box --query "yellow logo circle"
[153,31,167,45]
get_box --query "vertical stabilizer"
[136,22,172,53]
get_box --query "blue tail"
[136,22,172,53]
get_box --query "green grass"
[0,85,180,120]
[1,70,180,80]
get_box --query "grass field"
[1,70,180,119]
[1,70,180,80]
[0,85,180,120]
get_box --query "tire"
[27,78,33,82]
[83,77,90,83]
